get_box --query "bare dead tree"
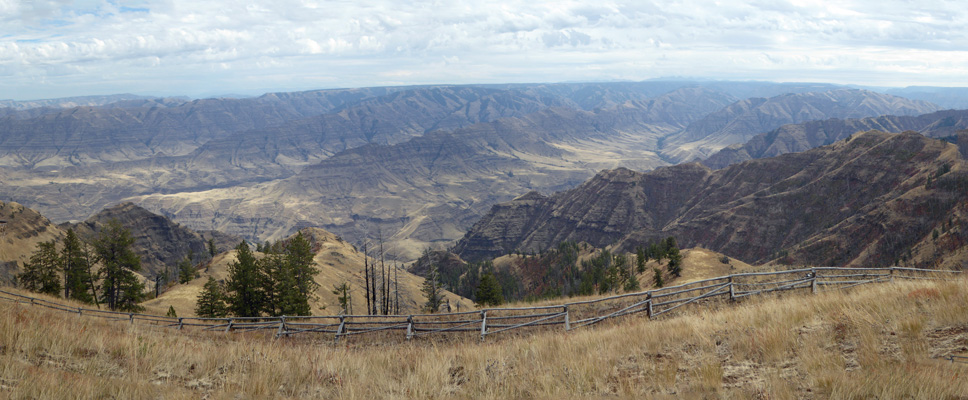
[393,260,400,314]
[379,230,389,315]
[361,240,372,315]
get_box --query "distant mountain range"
[0,81,963,261]
[704,109,968,168]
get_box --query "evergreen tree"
[270,253,309,316]
[93,220,145,312]
[195,277,228,318]
[666,249,683,277]
[18,240,62,296]
[166,305,178,318]
[177,254,195,284]
[256,253,278,315]
[332,282,351,315]
[61,229,93,303]
[258,233,319,317]
[474,271,504,306]
[225,241,264,317]
[652,267,664,288]
[285,232,319,309]
[636,246,647,273]
[624,269,640,292]
[207,238,218,258]
[422,264,444,313]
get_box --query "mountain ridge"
[454,130,968,270]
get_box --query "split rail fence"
[0,266,961,344]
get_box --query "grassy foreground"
[2,278,967,399]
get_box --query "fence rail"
[0,266,962,343]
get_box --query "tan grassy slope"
[0,201,65,282]
[143,227,470,317]
[3,275,967,399]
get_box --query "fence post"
[728,276,735,301]
[77,307,82,316]
[890,267,895,283]
[646,292,653,319]
[811,268,817,294]
[335,316,345,345]
[129,313,134,324]
[276,316,287,338]
[406,315,414,340]
[564,306,570,331]
[480,310,487,342]
[224,318,233,333]
[177,318,184,330]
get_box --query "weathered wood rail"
[0,267,961,343]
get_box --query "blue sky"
[1,0,966,100]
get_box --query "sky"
[1,0,967,100]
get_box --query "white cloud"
[0,0,967,99]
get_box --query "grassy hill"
[144,227,470,317]
[2,271,965,398]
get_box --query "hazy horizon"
[3,1,967,101]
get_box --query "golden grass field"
[2,273,967,399]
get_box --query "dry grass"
[2,276,968,399]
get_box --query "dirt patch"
[926,324,968,358]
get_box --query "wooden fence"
[0,266,961,343]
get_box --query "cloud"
[1,0,967,99]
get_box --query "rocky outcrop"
[455,131,968,269]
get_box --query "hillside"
[408,244,755,305]
[143,227,470,317]
[2,266,965,398]
[0,201,245,291]
[455,131,968,270]
[0,201,65,283]
[64,203,242,278]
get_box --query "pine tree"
[225,241,264,317]
[624,270,640,292]
[422,263,444,313]
[177,254,194,284]
[258,233,319,317]
[285,232,318,311]
[270,253,308,316]
[93,220,145,312]
[61,229,93,303]
[665,236,683,277]
[166,305,178,318]
[18,240,62,296]
[207,238,218,258]
[332,282,351,315]
[195,277,228,318]
[474,271,504,307]
[652,267,664,288]
[636,246,647,273]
